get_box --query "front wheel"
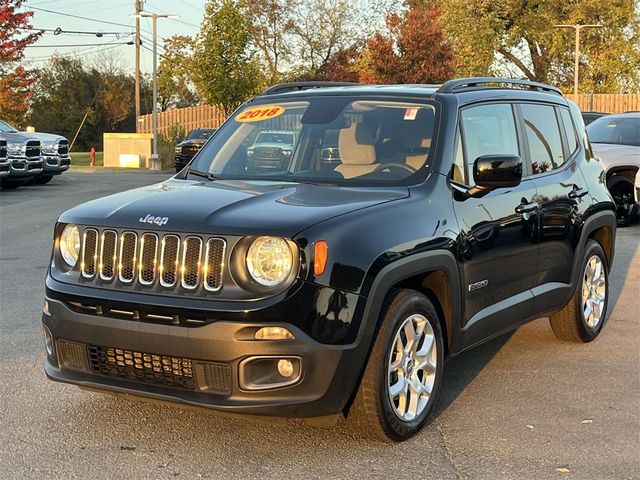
[347,289,444,442]
[549,240,609,342]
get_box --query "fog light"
[239,356,302,390]
[255,326,294,341]
[277,359,294,377]
[43,325,54,357]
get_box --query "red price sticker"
[235,105,285,123]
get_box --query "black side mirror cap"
[473,154,523,189]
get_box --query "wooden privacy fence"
[138,94,640,135]
[137,105,226,136]
[565,94,640,113]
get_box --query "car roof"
[258,83,568,107]
[595,112,640,119]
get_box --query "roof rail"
[259,81,359,96]
[437,77,562,96]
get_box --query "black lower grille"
[28,161,43,170]
[89,345,197,389]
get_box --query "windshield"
[189,96,438,185]
[0,120,18,133]
[186,129,216,140]
[587,116,640,147]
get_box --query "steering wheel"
[374,163,417,174]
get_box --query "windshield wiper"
[188,169,217,181]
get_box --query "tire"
[549,240,609,342]
[34,175,53,185]
[348,289,444,442]
[0,179,22,190]
[607,175,637,227]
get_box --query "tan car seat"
[401,111,433,170]
[335,123,378,179]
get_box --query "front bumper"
[174,154,195,171]
[42,292,366,418]
[7,156,43,177]
[0,160,9,177]
[42,154,71,175]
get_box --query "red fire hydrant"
[90,147,96,167]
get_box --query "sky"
[22,0,210,74]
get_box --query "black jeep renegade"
[43,78,617,441]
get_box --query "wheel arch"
[358,250,462,357]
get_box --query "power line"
[18,26,134,37]
[30,5,135,29]
[27,41,134,48]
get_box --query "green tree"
[157,35,199,111]
[248,0,297,83]
[193,0,262,115]
[432,0,640,92]
[28,55,151,150]
[0,0,42,125]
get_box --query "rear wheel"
[34,175,53,185]
[607,175,637,227]
[348,289,444,442]
[549,240,609,342]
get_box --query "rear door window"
[521,104,565,174]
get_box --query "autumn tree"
[0,0,42,125]
[317,45,361,82]
[359,6,455,84]
[193,0,262,115]
[157,35,199,111]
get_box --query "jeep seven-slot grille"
[80,228,225,293]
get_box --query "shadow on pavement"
[432,330,514,418]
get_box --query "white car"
[587,112,640,226]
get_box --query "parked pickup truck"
[0,138,9,177]
[0,132,43,190]
[0,120,70,184]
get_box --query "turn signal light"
[255,326,294,341]
[314,240,328,276]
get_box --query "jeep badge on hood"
[139,214,169,226]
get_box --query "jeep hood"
[58,178,408,236]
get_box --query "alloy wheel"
[387,314,437,422]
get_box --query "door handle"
[515,202,539,214]
[568,187,588,199]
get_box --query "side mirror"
[473,154,522,189]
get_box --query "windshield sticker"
[236,105,285,123]
[404,108,418,121]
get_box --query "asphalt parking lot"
[0,170,638,480]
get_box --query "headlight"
[175,146,181,154]
[59,224,80,267]
[41,142,58,154]
[246,236,293,287]
[7,143,25,156]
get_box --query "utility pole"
[135,12,177,170]
[134,0,144,131]
[553,24,602,96]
